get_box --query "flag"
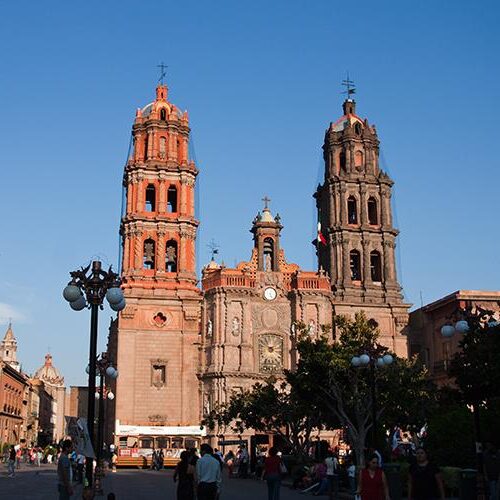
[317,221,327,245]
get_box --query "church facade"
[108,83,409,448]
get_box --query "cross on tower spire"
[157,62,168,85]
[262,196,271,210]
[341,72,356,98]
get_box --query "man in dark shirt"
[57,440,74,499]
[408,447,445,500]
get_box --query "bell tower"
[0,323,20,372]
[314,96,409,355]
[112,82,202,430]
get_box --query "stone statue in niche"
[308,320,316,336]
[231,317,240,336]
[203,394,210,416]
[206,319,213,338]
[265,253,272,272]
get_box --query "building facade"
[33,354,66,443]
[109,85,409,447]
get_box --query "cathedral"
[107,81,409,453]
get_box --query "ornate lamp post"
[351,350,394,450]
[62,260,125,487]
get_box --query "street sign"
[217,439,247,446]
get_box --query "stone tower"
[314,98,409,355]
[0,322,20,372]
[111,83,202,428]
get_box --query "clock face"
[264,287,277,301]
[258,334,283,373]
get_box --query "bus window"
[156,437,170,449]
[185,438,199,450]
[140,438,154,449]
[171,437,183,449]
[127,437,138,448]
[119,437,128,448]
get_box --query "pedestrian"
[224,450,235,478]
[159,448,164,470]
[408,447,445,500]
[16,446,22,469]
[196,443,221,500]
[315,450,339,497]
[173,450,195,500]
[76,454,85,483]
[57,439,74,499]
[237,444,249,478]
[484,442,500,500]
[356,454,390,500]
[262,446,283,500]
[347,459,357,496]
[8,445,16,477]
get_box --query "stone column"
[158,175,167,213]
[147,131,153,160]
[383,240,392,284]
[179,232,187,272]
[342,238,351,286]
[126,174,133,214]
[360,186,368,226]
[136,174,144,212]
[380,186,391,228]
[362,239,370,285]
[157,230,166,272]
[134,229,143,270]
[122,227,130,271]
[180,177,188,216]
[339,185,347,225]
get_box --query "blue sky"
[1,0,499,387]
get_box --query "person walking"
[356,454,390,500]
[7,446,16,477]
[196,443,221,500]
[57,440,74,500]
[408,447,445,500]
[262,447,283,500]
[174,450,195,500]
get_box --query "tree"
[202,378,326,458]
[291,313,433,465]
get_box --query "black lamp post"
[63,260,125,487]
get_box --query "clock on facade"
[258,334,283,372]
[263,287,277,301]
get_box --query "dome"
[260,207,275,223]
[34,354,64,387]
[330,113,364,132]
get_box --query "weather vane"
[207,239,220,261]
[262,195,271,210]
[157,62,168,85]
[342,72,356,98]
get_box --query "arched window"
[370,251,382,282]
[143,136,148,161]
[263,238,274,271]
[159,136,166,159]
[167,185,178,213]
[368,197,378,225]
[350,250,361,281]
[143,239,156,270]
[347,196,358,224]
[339,151,346,170]
[145,184,156,212]
[160,108,167,121]
[354,150,364,168]
[354,122,362,136]
[165,239,178,272]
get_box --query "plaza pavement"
[0,462,320,499]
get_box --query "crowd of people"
[2,443,59,477]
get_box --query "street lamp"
[351,351,393,450]
[62,260,124,487]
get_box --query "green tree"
[292,313,433,465]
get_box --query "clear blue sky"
[1,0,499,387]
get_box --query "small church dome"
[34,354,64,387]
[260,207,275,223]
